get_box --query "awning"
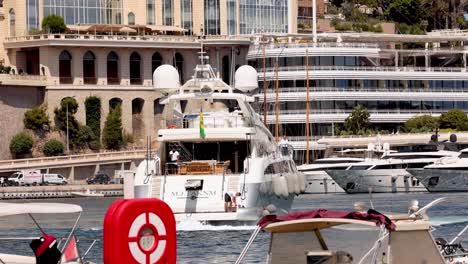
[66,24,92,32]
[119,26,137,33]
[0,203,83,217]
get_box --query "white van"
[8,170,42,186]
[42,174,68,185]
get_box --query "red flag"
[61,236,80,263]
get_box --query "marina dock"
[0,184,123,200]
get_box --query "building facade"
[0,0,299,159]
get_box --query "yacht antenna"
[305,48,310,164]
[263,44,267,126]
[275,57,280,143]
[312,0,317,43]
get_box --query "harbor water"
[0,193,467,263]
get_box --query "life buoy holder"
[104,199,176,264]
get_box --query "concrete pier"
[0,184,123,200]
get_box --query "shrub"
[85,96,101,140]
[403,115,439,133]
[123,131,134,145]
[344,105,371,135]
[10,132,34,157]
[41,15,67,33]
[43,139,64,156]
[54,97,79,144]
[73,125,98,148]
[103,105,123,150]
[24,105,50,131]
[439,109,468,131]
[334,23,353,31]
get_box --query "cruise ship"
[247,31,468,164]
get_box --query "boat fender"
[272,175,282,197]
[103,198,176,264]
[279,176,289,198]
[285,174,296,194]
[292,173,301,195]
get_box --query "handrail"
[261,65,467,73]
[0,73,47,81]
[0,150,147,167]
[253,86,468,94]
[267,109,451,115]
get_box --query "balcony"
[0,74,49,86]
[3,34,252,49]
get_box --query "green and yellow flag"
[199,109,206,139]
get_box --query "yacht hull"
[409,169,468,192]
[327,169,427,193]
[303,171,345,194]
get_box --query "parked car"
[42,174,68,185]
[87,173,110,184]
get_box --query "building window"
[227,0,236,35]
[128,12,135,25]
[181,0,193,34]
[162,0,173,25]
[204,0,220,35]
[107,51,120,85]
[83,51,96,84]
[26,0,39,32]
[239,0,288,34]
[116,12,122,24]
[152,52,163,74]
[9,9,15,37]
[130,52,142,85]
[43,0,123,24]
[59,50,72,84]
[147,0,155,25]
[173,52,184,83]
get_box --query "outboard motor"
[30,233,61,264]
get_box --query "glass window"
[162,0,173,25]
[147,0,155,25]
[181,0,193,34]
[239,0,288,34]
[152,52,163,73]
[130,52,142,85]
[107,51,119,85]
[9,9,15,37]
[43,0,123,25]
[227,0,236,35]
[128,12,135,25]
[26,0,39,32]
[83,51,96,84]
[204,0,220,35]
[59,50,72,84]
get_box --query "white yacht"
[327,150,459,193]
[409,148,468,192]
[297,156,363,194]
[132,58,304,224]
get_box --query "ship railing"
[254,86,468,94]
[164,115,251,129]
[261,65,467,73]
[164,160,229,176]
[250,42,380,51]
[268,109,451,115]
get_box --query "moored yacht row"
[298,146,468,194]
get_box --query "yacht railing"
[255,87,468,93]
[268,109,450,115]
[250,42,380,50]
[163,115,251,129]
[262,65,467,73]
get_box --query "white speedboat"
[71,189,104,197]
[327,150,459,193]
[409,148,468,192]
[297,157,364,194]
[0,202,92,264]
[132,58,304,224]
[235,197,468,264]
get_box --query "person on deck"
[279,135,289,156]
[224,192,232,212]
[168,147,180,174]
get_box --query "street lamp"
[66,96,76,153]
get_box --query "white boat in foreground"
[235,197,468,264]
[132,57,304,224]
[0,202,95,264]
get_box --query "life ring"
[128,212,167,264]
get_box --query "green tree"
[54,97,79,139]
[43,139,64,157]
[85,96,101,140]
[384,0,428,25]
[439,109,468,130]
[403,115,439,133]
[24,105,50,131]
[41,15,67,33]
[103,105,123,150]
[9,132,34,158]
[344,104,371,135]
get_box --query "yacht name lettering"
[171,191,217,197]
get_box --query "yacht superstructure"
[133,57,304,224]
[328,150,460,193]
[409,148,468,192]
[247,32,468,163]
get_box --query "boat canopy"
[0,203,82,217]
[258,209,396,232]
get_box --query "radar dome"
[234,65,258,93]
[153,64,180,95]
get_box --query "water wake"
[176,219,256,231]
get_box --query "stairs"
[151,176,162,198]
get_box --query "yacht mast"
[263,44,267,126]
[312,0,317,42]
[306,48,310,164]
[275,57,279,143]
